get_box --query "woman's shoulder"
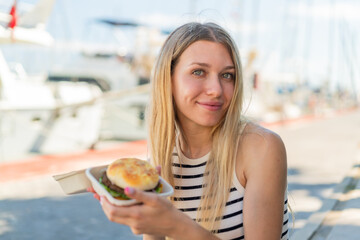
[236,121,287,185]
[240,121,284,147]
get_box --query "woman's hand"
[87,165,218,239]
[100,187,178,237]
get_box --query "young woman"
[91,22,289,240]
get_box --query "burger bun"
[106,158,159,191]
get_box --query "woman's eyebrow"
[188,62,235,70]
[223,66,235,70]
[188,62,210,67]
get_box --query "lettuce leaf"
[154,183,163,193]
[99,176,130,200]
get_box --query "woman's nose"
[205,73,222,97]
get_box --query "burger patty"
[101,172,161,193]
[102,172,125,194]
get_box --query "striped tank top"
[171,145,289,240]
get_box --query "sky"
[0,0,359,93]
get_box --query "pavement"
[269,108,360,239]
[1,108,360,239]
[306,162,360,240]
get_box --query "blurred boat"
[0,0,104,161]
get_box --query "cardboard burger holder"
[53,167,94,195]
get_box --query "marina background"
[1,0,359,160]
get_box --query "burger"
[99,158,163,200]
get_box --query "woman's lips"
[197,101,223,111]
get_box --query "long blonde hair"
[148,22,244,232]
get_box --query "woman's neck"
[179,126,212,159]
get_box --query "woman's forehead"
[178,40,233,66]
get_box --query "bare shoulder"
[240,122,286,153]
[236,122,287,186]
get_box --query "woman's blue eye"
[223,73,234,79]
[193,70,204,76]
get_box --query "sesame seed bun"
[106,158,159,191]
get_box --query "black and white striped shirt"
[171,148,289,240]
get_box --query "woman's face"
[172,40,235,130]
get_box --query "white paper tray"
[85,165,174,206]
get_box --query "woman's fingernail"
[125,187,134,195]
[100,196,104,205]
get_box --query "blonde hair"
[148,22,244,232]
